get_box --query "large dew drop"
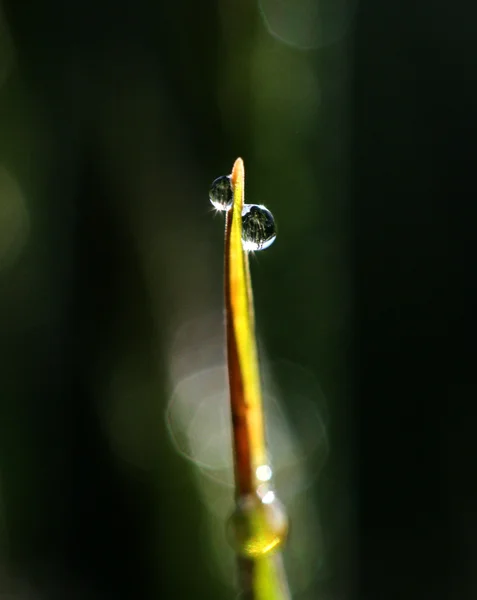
[226,489,288,558]
[209,175,233,211]
[242,204,277,251]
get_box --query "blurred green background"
[2,0,476,599]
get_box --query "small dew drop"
[209,175,233,211]
[242,204,277,251]
[226,491,288,558]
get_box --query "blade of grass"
[225,157,267,493]
[224,158,291,600]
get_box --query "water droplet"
[226,491,288,558]
[242,204,276,251]
[209,175,233,211]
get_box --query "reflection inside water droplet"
[209,175,233,211]
[241,204,276,251]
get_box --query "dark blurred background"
[0,0,475,599]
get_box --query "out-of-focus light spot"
[166,362,315,489]
[0,3,14,89]
[166,313,329,494]
[166,364,234,485]
[0,167,30,271]
[256,464,272,482]
[259,0,356,49]
[166,313,330,594]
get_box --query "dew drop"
[242,204,277,251]
[226,491,288,558]
[209,175,233,211]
